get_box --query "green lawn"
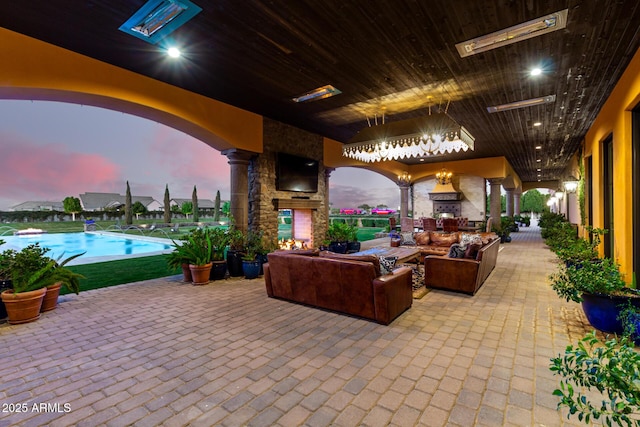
[64,255,180,294]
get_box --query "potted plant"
[166,240,193,282]
[549,257,640,333]
[346,223,361,253]
[180,230,213,285]
[326,222,350,253]
[241,230,263,279]
[0,243,54,324]
[39,251,86,312]
[0,241,14,319]
[208,227,230,280]
[226,217,246,277]
[550,331,640,426]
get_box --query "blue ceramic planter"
[581,292,640,334]
[242,260,261,279]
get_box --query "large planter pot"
[1,287,47,324]
[189,263,213,285]
[328,242,348,254]
[41,282,62,312]
[181,263,193,283]
[210,260,227,281]
[226,250,245,277]
[0,279,12,320]
[242,259,261,279]
[347,242,361,253]
[581,292,640,334]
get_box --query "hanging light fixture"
[342,112,475,163]
[435,168,453,185]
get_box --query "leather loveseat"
[264,251,413,325]
[423,236,500,295]
[400,231,498,259]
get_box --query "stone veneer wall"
[413,175,486,221]
[248,118,328,246]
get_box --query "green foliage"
[125,181,133,225]
[214,190,221,222]
[326,222,352,242]
[221,201,230,217]
[579,158,586,226]
[550,331,640,426]
[63,196,82,215]
[164,184,172,224]
[181,201,193,216]
[192,185,199,222]
[131,201,148,215]
[549,258,630,303]
[521,189,546,214]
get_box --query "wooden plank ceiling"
[2,1,640,183]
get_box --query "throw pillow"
[379,256,398,275]
[447,243,466,258]
[414,232,430,245]
[400,232,416,246]
[464,243,483,260]
[460,233,483,247]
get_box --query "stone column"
[324,167,334,219]
[221,148,255,234]
[514,188,522,216]
[399,184,410,218]
[489,178,503,229]
[505,189,514,217]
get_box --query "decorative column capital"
[221,148,257,165]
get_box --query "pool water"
[0,232,172,263]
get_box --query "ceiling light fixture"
[530,68,542,76]
[167,47,181,58]
[119,0,202,44]
[535,145,542,149]
[292,85,341,103]
[487,94,556,113]
[533,122,542,126]
[342,112,475,163]
[455,9,568,58]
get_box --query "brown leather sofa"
[264,251,413,325]
[424,237,500,295]
[409,231,498,258]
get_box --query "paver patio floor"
[0,226,599,426]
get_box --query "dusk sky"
[0,100,399,212]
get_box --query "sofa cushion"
[379,256,398,275]
[429,232,459,246]
[464,243,483,259]
[460,233,483,247]
[414,232,430,245]
[400,232,415,246]
[319,251,381,276]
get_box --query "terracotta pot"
[41,282,62,312]
[181,263,193,282]
[189,263,212,285]
[1,288,47,324]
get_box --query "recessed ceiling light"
[537,168,541,171]
[535,145,542,150]
[167,47,181,58]
[455,9,568,58]
[537,159,541,162]
[530,68,542,76]
[533,122,542,127]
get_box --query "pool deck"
[0,226,609,426]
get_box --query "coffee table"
[352,246,421,264]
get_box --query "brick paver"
[0,226,598,425]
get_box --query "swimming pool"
[0,232,173,265]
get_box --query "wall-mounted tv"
[276,152,319,193]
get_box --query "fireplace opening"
[278,208,314,249]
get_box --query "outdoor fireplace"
[272,198,322,248]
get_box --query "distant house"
[79,192,161,211]
[10,201,64,211]
[171,198,217,211]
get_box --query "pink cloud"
[0,133,120,202]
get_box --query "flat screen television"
[276,152,319,193]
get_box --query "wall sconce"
[564,179,579,193]
[397,172,411,186]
